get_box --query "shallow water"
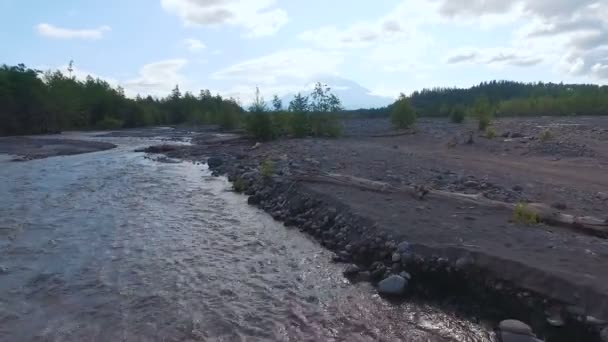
[0,135,493,341]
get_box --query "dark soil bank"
[0,136,116,160]
[147,117,608,342]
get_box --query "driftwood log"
[293,172,608,238]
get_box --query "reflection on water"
[0,136,493,341]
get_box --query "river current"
[0,134,492,341]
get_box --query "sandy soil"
[0,136,116,161]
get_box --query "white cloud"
[445,48,543,67]
[161,0,288,37]
[429,0,608,79]
[212,48,344,103]
[35,23,110,40]
[123,59,189,96]
[299,1,436,49]
[183,38,206,52]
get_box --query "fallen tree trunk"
[293,172,608,237]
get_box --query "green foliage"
[0,63,244,136]
[473,96,493,131]
[96,116,124,129]
[244,85,343,140]
[485,126,496,139]
[539,129,552,142]
[271,94,282,112]
[513,203,539,225]
[260,160,275,179]
[391,94,417,129]
[233,178,246,193]
[449,105,466,123]
[246,87,276,141]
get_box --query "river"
[0,134,493,341]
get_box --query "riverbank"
[0,136,116,161]
[146,116,608,342]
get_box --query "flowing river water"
[0,134,493,341]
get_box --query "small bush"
[513,203,539,225]
[289,112,309,138]
[485,127,496,139]
[450,106,466,123]
[539,129,552,142]
[246,112,276,141]
[478,115,491,131]
[391,95,417,129]
[233,178,246,192]
[260,160,275,179]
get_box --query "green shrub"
[539,129,552,142]
[391,95,417,129]
[260,160,275,179]
[449,106,466,123]
[289,112,309,138]
[513,203,539,225]
[233,178,246,192]
[310,114,341,137]
[246,112,276,141]
[485,126,496,139]
[478,115,491,131]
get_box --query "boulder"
[499,319,533,336]
[378,275,408,296]
[499,332,542,342]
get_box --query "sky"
[1,0,607,106]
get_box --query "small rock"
[392,252,401,263]
[0,265,8,274]
[512,185,523,192]
[499,319,533,336]
[378,275,408,296]
[397,241,411,254]
[585,315,607,325]
[464,180,480,188]
[511,132,525,138]
[343,264,360,277]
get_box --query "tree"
[246,87,274,141]
[272,94,282,112]
[391,94,417,129]
[288,93,309,112]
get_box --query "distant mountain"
[281,76,394,110]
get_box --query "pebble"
[378,275,408,296]
[397,241,411,254]
[392,252,401,262]
[498,319,533,336]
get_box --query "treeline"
[0,64,242,136]
[409,80,608,117]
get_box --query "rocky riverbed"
[148,116,608,342]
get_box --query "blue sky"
[1,0,607,106]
